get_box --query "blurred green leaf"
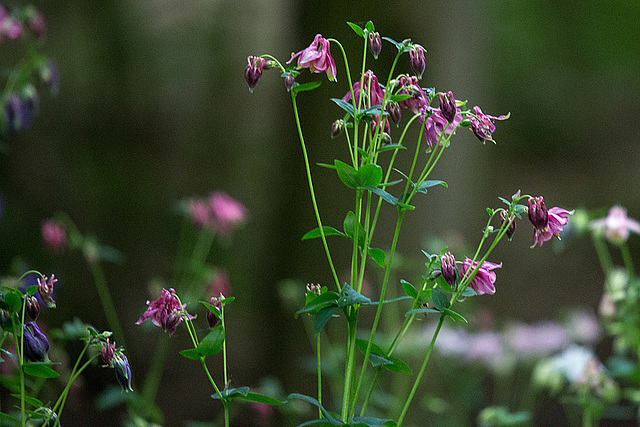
[401,280,417,299]
[331,98,355,117]
[314,306,339,336]
[431,287,450,310]
[302,226,345,241]
[443,308,468,323]
[179,348,201,360]
[23,362,59,378]
[337,284,371,308]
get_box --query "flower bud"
[113,354,133,392]
[409,44,426,79]
[331,119,345,139]
[244,56,266,93]
[26,295,40,321]
[438,91,457,123]
[207,296,221,328]
[101,338,116,366]
[528,196,548,230]
[284,73,295,91]
[440,252,456,288]
[386,101,401,125]
[500,210,516,240]
[368,32,382,59]
[23,322,49,362]
[37,275,57,308]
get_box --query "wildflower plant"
[246,21,572,425]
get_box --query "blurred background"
[1,0,639,425]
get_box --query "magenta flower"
[342,70,384,108]
[136,288,193,336]
[209,191,247,236]
[368,32,382,59]
[245,56,266,92]
[101,338,117,366]
[459,258,501,296]
[288,34,337,81]
[591,206,640,245]
[438,91,457,123]
[37,275,57,308]
[469,106,509,143]
[528,196,573,247]
[208,269,231,298]
[42,220,66,252]
[409,44,426,79]
[420,109,462,147]
[397,75,428,114]
[0,7,24,40]
[440,252,456,287]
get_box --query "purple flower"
[420,109,462,148]
[42,220,66,252]
[528,196,573,247]
[136,288,193,336]
[284,73,295,91]
[23,322,49,362]
[206,296,221,329]
[438,91,457,123]
[0,8,24,40]
[113,354,133,392]
[591,206,640,245]
[209,191,247,236]
[26,295,40,321]
[469,106,509,143]
[245,56,266,92]
[440,252,456,288]
[500,210,516,240]
[396,76,428,114]
[342,70,385,109]
[37,275,57,308]
[386,101,401,125]
[409,44,426,79]
[288,34,337,81]
[459,258,501,296]
[101,338,116,366]
[368,32,382,59]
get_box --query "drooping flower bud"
[409,44,426,79]
[368,32,382,59]
[331,119,345,139]
[206,296,222,328]
[440,252,457,288]
[37,275,57,308]
[386,101,401,125]
[23,322,49,362]
[244,56,266,93]
[26,295,40,321]
[284,73,295,91]
[306,283,321,295]
[528,196,548,231]
[439,91,457,123]
[101,338,116,366]
[113,353,133,392]
[500,210,517,240]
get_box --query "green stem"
[341,309,358,421]
[620,241,635,277]
[291,93,341,291]
[397,313,445,426]
[591,233,612,276]
[317,333,322,419]
[88,260,127,350]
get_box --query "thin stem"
[341,309,358,421]
[291,93,341,291]
[88,260,127,350]
[620,241,635,277]
[317,334,322,419]
[397,313,445,426]
[590,233,613,277]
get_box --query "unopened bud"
[331,119,345,139]
[386,101,401,125]
[26,295,40,321]
[368,32,382,59]
[207,296,222,328]
[500,210,517,240]
[285,73,295,91]
[409,44,426,79]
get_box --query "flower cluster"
[188,191,247,236]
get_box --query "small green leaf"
[364,21,375,33]
[462,287,477,297]
[377,143,406,153]
[444,308,468,323]
[3,292,21,313]
[415,180,447,194]
[295,292,339,318]
[23,363,59,379]
[221,296,235,306]
[26,285,38,296]
[405,307,441,317]
[382,356,413,375]
[314,306,339,336]
[302,226,345,241]
[431,287,451,310]
[201,301,221,320]
[331,98,355,117]
[381,36,402,50]
[365,186,398,205]
[292,81,322,95]
[317,162,337,170]
[388,93,412,102]
[179,348,202,360]
[335,160,359,189]
[228,391,286,405]
[368,247,386,268]
[337,284,371,308]
[347,21,365,38]
[287,393,344,425]
[401,280,417,298]
[198,325,225,357]
[343,211,366,248]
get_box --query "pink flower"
[37,275,57,308]
[469,106,509,143]
[440,252,456,287]
[590,206,640,245]
[342,70,384,108]
[209,191,247,236]
[459,258,501,296]
[420,109,462,147]
[42,220,66,251]
[136,288,193,336]
[244,56,266,92]
[409,44,426,79]
[528,196,573,247]
[208,269,231,298]
[288,34,337,81]
[101,338,117,366]
[397,76,428,113]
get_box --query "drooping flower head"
[396,75,428,114]
[26,295,40,321]
[42,220,66,252]
[528,196,573,247]
[206,296,222,329]
[438,91,458,124]
[37,274,57,308]
[245,56,266,92]
[409,44,426,79]
[459,258,501,296]
[419,108,462,148]
[136,288,193,336]
[288,34,337,81]
[500,210,517,240]
[591,206,640,245]
[342,70,384,109]
[440,251,457,288]
[469,106,509,143]
[368,32,382,59]
[101,338,116,366]
[113,354,133,392]
[23,322,49,362]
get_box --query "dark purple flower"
[342,70,385,109]
[23,322,49,362]
[206,296,222,328]
[368,32,382,59]
[440,252,457,287]
[37,275,57,308]
[528,196,548,230]
[101,338,116,366]
[288,34,337,81]
[42,220,66,252]
[469,106,509,143]
[420,109,462,148]
[331,119,345,138]
[500,210,516,240]
[113,353,133,392]
[438,91,457,123]
[26,295,40,321]
[386,101,401,125]
[397,75,428,114]
[459,258,501,296]
[409,44,426,79]
[284,73,295,91]
[244,56,266,92]
[136,288,193,336]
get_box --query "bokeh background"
[1,0,640,425]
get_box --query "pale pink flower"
[591,206,640,245]
[288,34,337,81]
[42,220,66,251]
[459,258,501,296]
[209,191,247,236]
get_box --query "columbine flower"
[23,322,49,362]
[459,258,501,296]
[396,75,428,113]
[136,288,193,336]
[101,338,116,366]
[469,106,509,143]
[244,56,266,92]
[368,32,382,59]
[386,101,402,125]
[42,220,66,252]
[26,295,40,321]
[37,275,57,308]
[528,196,573,247]
[409,44,426,79]
[591,206,640,245]
[420,109,462,148]
[288,34,337,81]
[438,91,458,123]
[342,70,384,108]
[440,252,457,288]
[113,354,133,392]
[209,191,247,236]
[284,73,295,91]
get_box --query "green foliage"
[431,286,451,310]
[22,362,59,379]
[334,160,383,189]
[337,284,371,308]
[355,340,412,375]
[292,81,322,96]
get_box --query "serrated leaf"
[347,21,365,38]
[197,325,225,357]
[314,306,339,336]
[401,280,417,298]
[292,81,322,95]
[302,226,345,240]
[443,308,468,323]
[337,284,371,308]
[22,363,59,378]
[368,247,386,268]
[431,286,451,310]
[331,98,355,117]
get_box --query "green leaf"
[295,292,339,318]
[201,301,221,320]
[462,287,477,297]
[335,160,359,189]
[197,325,225,357]
[364,21,375,33]
[317,162,337,170]
[355,339,412,375]
[302,226,345,240]
[388,93,412,102]
[221,296,235,306]
[368,353,393,367]
[377,143,406,153]
[334,160,383,189]
[405,307,441,317]
[287,393,344,425]
[431,287,451,310]
[381,36,402,50]
[337,284,371,308]
[1,348,17,364]
[331,98,355,117]
[10,394,42,408]
[26,285,38,296]
[417,288,432,305]
[415,180,447,195]
[314,306,339,336]
[365,186,398,205]
[401,280,417,298]
[343,211,366,248]
[0,412,20,423]
[232,391,285,405]
[382,356,413,375]
[3,292,21,313]
[444,308,468,323]
[368,247,386,268]
[22,362,59,379]
[179,348,202,360]
[292,81,322,95]
[347,21,365,38]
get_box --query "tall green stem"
[341,309,358,421]
[89,260,127,350]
